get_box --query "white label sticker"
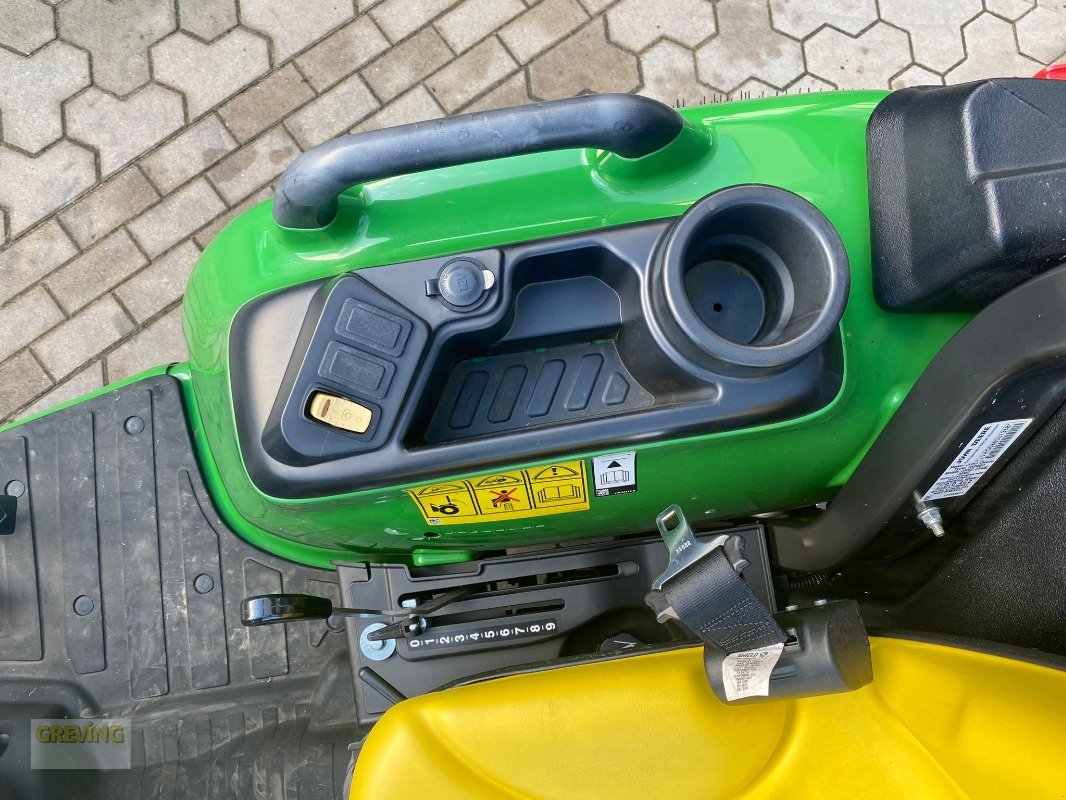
[722,642,784,701]
[922,418,1033,501]
[592,452,637,496]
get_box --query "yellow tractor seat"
[350,636,1066,799]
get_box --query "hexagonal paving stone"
[66,84,185,176]
[805,22,912,90]
[1015,2,1066,64]
[696,0,804,93]
[178,0,237,41]
[0,41,89,154]
[529,20,639,99]
[607,0,716,52]
[151,29,270,118]
[891,64,944,88]
[769,0,877,37]
[0,0,55,55]
[880,0,983,72]
[947,12,1044,83]
[241,0,353,62]
[985,0,1036,21]
[787,73,835,93]
[639,40,709,106]
[729,77,778,101]
[0,141,96,235]
[59,0,175,96]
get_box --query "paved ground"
[0,0,1063,424]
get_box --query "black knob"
[426,258,494,311]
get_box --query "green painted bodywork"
[173,91,970,569]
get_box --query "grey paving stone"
[891,65,944,88]
[437,0,525,53]
[529,20,639,98]
[128,178,226,257]
[0,141,96,235]
[947,12,1043,83]
[218,65,315,144]
[295,16,391,91]
[370,0,462,42]
[500,0,588,63]
[57,166,159,248]
[880,0,982,72]
[787,73,835,93]
[179,0,238,41]
[0,41,89,154]
[985,0,1035,20]
[425,37,517,112]
[115,240,200,323]
[0,286,65,362]
[194,186,271,248]
[34,293,134,379]
[65,84,185,176]
[0,350,52,421]
[0,221,77,305]
[354,84,445,131]
[59,0,175,95]
[769,0,878,38]
[1015,3,1066,63]
[141,116,238,194]
[607,0,717,51]
[461,71,530,113]
[805,22,913,90]
[152,28,270,118]
[46,229,147,314]
[639,40,708,106]
[286,74,379,148]
[361,27,453,101]
[207,126,300,204]
[241,0,353,61]
[17,360,104,419]
[0,0,55,56]
[106,305,186,382]
[696,0,804,92]
[729,77,778,100]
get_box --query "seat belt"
[645,505,787,653]
[645,505,873,703]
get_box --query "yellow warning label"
[408,460,589,525]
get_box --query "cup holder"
[650,185,849,371]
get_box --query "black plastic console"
[231,186,850,498]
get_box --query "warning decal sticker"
[408,460,589,525]
[922,418,1033,501]
[592,452,637,496]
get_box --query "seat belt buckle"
[645,504,749,623]
[644,504,874,704]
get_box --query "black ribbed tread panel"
[425,340,653,443]
[0,376,356,800]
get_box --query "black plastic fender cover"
[868,78,1066,313]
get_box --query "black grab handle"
[273,93,686,230]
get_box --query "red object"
[1034,64,1066,80]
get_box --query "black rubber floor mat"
[0,375,356,800]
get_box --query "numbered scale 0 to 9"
[406,619,559,651]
